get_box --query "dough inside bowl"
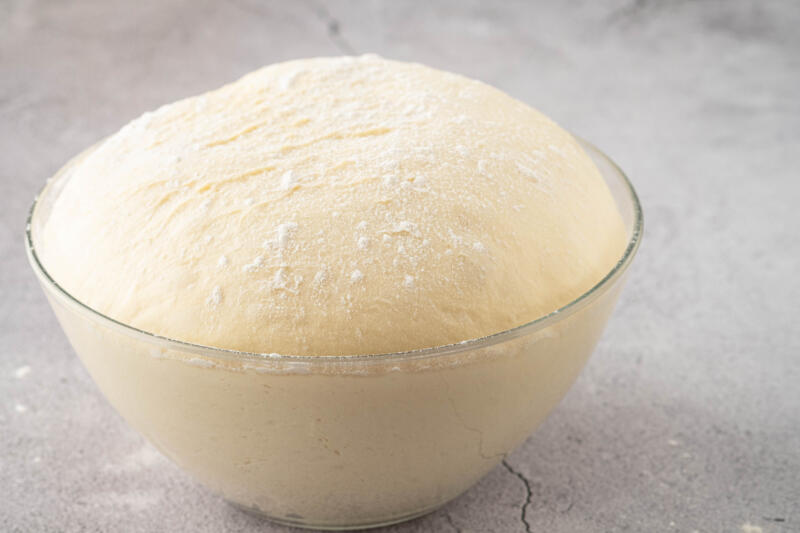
[39,55,626,356]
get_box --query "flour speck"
[206,286,222,307]
[281,170,297,191]
[272,267,289,290]
[243,256,264,272]
[14,366,31,379]
[264,222,299,250]
[350,269,364,283]
[276,222,299,249]
[403,275,415,289]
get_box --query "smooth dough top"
[40,55,627,356]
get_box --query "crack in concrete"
[303,0,357,55]
[444,511,462,533]
[501,459,533,533]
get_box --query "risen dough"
[41,55,626,355]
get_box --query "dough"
[40,55,626,356]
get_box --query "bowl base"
[227,499,449,531]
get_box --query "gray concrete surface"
[2,1,799,531]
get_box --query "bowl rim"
[25,137,643,364]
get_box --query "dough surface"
[41,55,626,355]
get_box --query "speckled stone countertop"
[1,1,798,531]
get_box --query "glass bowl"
[26,138,642,530]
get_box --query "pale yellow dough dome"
[41,55,626,356]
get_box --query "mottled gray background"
[1,1,798,532]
